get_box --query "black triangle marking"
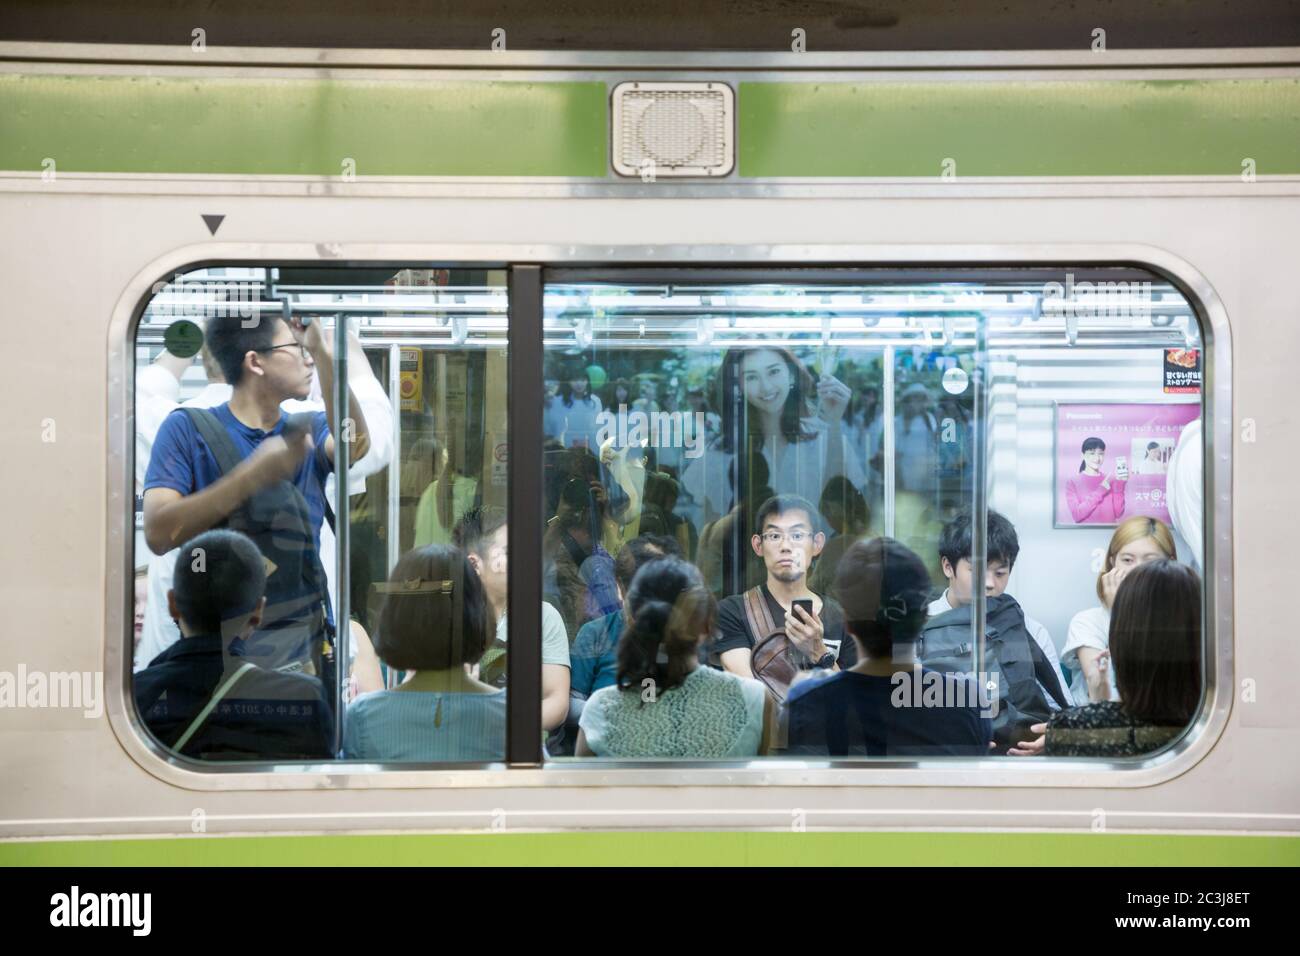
[201,214,225,236]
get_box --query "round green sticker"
[163,320,204,358]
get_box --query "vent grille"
[612,82,734,178]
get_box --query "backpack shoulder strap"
[173,661,258,753]
[1027,635,1072,709]
[742,586,780,644]
[179,406,244,477]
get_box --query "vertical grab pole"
[507,265,544,766]
[970,313,989,703]
[332,312,350,754]
[882,345,896,537]
[386,344,402,581]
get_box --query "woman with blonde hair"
[1061,516,1177,704]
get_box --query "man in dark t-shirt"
[713,495,858,677]
[135,529,333,759]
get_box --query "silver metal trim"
[106,241,1232,793]
[5,40,1299,69]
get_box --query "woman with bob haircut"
[1060,516,1178,704]
[785,537,992,757]
[1015,559,1201,758]
[680,346,865,525]
[1065,435,1127,524]
[343,544,503,761]
[575,556,773,757]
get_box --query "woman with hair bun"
[575,557,773,757]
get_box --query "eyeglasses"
[257,342,308,359]
[760,530,811,545]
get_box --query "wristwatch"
[813,651,837,669]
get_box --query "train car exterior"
[1,34,1299,865]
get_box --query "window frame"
[106,241,1232,790]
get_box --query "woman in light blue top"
[344,545,505,762]
[576,557,773,758]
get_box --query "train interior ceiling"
[132,263,1206,762]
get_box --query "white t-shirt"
[1060,605,1116,705]
[680,418,869,524]
[134,366,394,671]
[496,601,571,668]
[1166,417,1203,573]
[927,590,1069,710]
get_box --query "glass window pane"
[545,273,1206,763]
[132,265,509,764]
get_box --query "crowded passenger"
[810,475,872,595]
[135,530,333,759]
[1166,417,1203,573]
[343,545,503,761]
[894,383,939,494]
[142,313,375,680]
[1061,516,1178,704]
[927,511,1071,711]
[1010,559,1201,758]
[786,537,993,756]
[570,534,682,703]
[543,450,623,639]
[919,511,1071,751]
[453,506,571,731]
[413,436,479,548]
[712,495,857,700]
[545,357,605,451]
[681,347,866,526]
[576,557,772,757]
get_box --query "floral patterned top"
[579,666,766,758]
[1045,701,1185,757]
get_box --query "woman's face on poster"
[741,349,793,415]
[1083,445,1105,472]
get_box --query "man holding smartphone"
[713,494,856,682]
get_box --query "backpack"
[917,593,1071,753]
[179,408,335,681]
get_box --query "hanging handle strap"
[174,661,258,753]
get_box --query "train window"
[545,272,1207,763]
[128,262,1210,772]
[132,265,510,764]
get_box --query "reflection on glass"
[132,266,509,763]
[545,277,1205,761]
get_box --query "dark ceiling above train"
[2,0,1298,50]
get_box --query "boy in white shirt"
[928,510,1069,711]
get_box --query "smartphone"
[792,598,815,621]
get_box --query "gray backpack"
[918,593,1070,752]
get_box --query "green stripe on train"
[2,75,1299,178]
[3,832,1298,866]
[0,75,608,177]
[738,79,1300,177]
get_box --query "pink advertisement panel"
[1055,402,1201,528]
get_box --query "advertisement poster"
[1054,402,1201,528]
[1163,348,1202,394]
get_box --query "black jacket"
[135,634,334,760]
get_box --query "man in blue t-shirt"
[142,313,371,672]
